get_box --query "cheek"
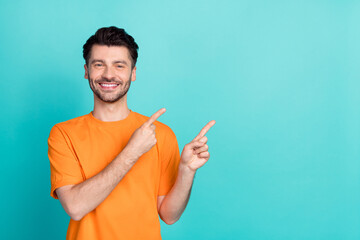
[89,72,102,81]
[114,72,130,81]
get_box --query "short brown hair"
[83,26,139,68]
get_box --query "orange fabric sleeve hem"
[50,180,83,199]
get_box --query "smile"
[98,83,120,90]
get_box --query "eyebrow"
[113,60,129,65]
[91,59,129,65]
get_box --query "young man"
[48,26,215,240]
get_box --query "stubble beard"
[88,75,132,103]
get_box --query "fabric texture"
[48,110,180,240]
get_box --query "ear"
[131,66,137,82]
[84,64,89,79]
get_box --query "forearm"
[62,149,137,220]
[158,163,196,224]
[158,119,215,224]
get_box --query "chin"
[96,93,127,103]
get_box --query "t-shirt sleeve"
[158,126,181,196]
[48,125,84,199]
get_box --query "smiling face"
[84,44,136,103]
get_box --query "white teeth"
[100,83,117,87]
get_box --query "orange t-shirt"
[48,110,180,240]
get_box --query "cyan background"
[1,0,359,239]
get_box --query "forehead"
[90,44,131,62]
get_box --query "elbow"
[56,186,85,221]
[65,203,85,221]
[158,206,180,225]
[69,212,84,221]
[164,219,177,225]
[160,215,179,225]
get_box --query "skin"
[55,44,215,224]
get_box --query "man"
[48,26,215,240]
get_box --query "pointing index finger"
[194,120,216,140]
[144,108,166,127]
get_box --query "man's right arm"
[55,108,166,221]
[56,148,137,221]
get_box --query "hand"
[124,108,166,161]
[180,120,216,172]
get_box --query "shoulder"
[49,114,90,137]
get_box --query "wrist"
[178,162,196,176]
[120,147,139,166]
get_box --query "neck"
[92,94,130,122]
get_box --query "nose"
[102,67,116,80]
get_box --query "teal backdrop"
[1,0,359,239]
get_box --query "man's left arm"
[158,120,216,225]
